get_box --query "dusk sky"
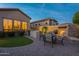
[0,3,79,24]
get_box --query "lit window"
[22,22,27,31]
[3,19,12,32]
[35,24,37,26]
[14,20,21,31]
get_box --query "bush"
[0,32,5,38]
[42,26,48,34]
[73,11,79,25]
[7,32,15,37]
[54,30,58,34]
[18,31,25,36]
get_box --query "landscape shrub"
[7,32,15,37]
[18,30,25,36]
[0,32,5,37]
[54,30,58,34]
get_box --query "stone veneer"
[68,24,79,37]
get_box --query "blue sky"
[0,3,79,24]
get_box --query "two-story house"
[31,18,58,30]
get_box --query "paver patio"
[0,36,79,56]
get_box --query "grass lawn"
[0,36,33,47]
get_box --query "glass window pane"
[3,19,12,32]
[22,22,27,31]
[8,20,12,32]
[14,20,21,31]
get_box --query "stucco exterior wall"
[68,24,78,37]
[39,25,68,36]
[31,20,50,27]
[0,11,30,21]
[0,18,3,31]
[31,19,58,28]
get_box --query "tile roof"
[0,8,31,19]
[31,18,58,24]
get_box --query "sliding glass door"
[3,19,12,32]
[22,22,27,31]
[14,20,21,31]
[3,18,27,32]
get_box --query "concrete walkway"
[0,36,79,56]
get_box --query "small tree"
[73,11,79,25]
[42,26,48,34]
[73,11,79,37]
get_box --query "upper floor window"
[35,24,37,26]
[45,22,48,25]
[39,24,40,26]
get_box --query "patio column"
[12,19,14,32]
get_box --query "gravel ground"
[0,36,79,56]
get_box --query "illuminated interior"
[39,26,67,36]
[3,18,27,32]
[14,20,21,31]
[39,26,58,33]
[22,22,27,31]
[3,19,12,32]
